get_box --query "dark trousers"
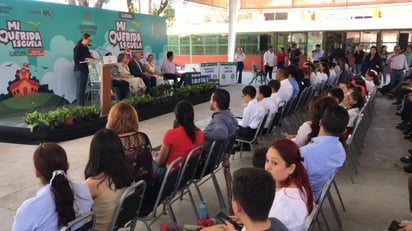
[112,80,129,100]
[265,65,274,79]
[277,62,284,69]
[238,126,256,141]
[237,61,244,84]
[139,76,156,94]
[164,73,182,86]
[74,70,88,106]
[389,69,405,94]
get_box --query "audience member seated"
[339,80,354,108]
[110,65,130,100]
[287,96,338,147]
[300,106,349,200]
[328,88,344,104]
[116,53,146,95]
[162,51,183,86]
[233,86,265,152]
[258,85,277,129]
[129,51,157,94]
[364,69,379,94]
[287,65,301,97]
[12,143,93,230]
[202,168,288,231]
[265,139,314,231]
[352,76,367,98]
[268,79,282,108]
[276,67,294,102]
[312,62,329,86]
[329,62,337,82]
[346,89,364,135]
[303,62,316,88]
[84,129,135,231]
[105,102,156,203]
[154,100,204,183]
[203,89,238,153]
[144,53,164,85]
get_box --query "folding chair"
[141,157,183,225]
[108,180,149,231]
[235,112,269,158]
[248,63,267,85]
[60,212,95,231]
[171,145,203,220]
[193,140,226,208]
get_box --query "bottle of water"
[199,201,208,219]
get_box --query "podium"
[100,64,114,116]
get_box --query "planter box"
[0,92,211,144]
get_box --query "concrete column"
[227,0,239,62]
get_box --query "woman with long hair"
[84,129,134,231]
[346,89,364,135]
[265,139,314,231]
[234,48,246,84]
[73,33,93,105]
[361,46,382,76]
[154,100,204,180]
[288,96,338,147]
[12,143,93,230]
[144,53,164,85]
[106,101,155,193]
[380,45,389,85]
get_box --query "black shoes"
[401,155,412,163]
[404,164,412,173]
[377,88,386,95]
[392,101,402,105]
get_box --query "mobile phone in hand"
[215,212,242,231]
[388,220,400,231]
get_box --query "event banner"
[0,0,166,115]
[200,62,219,80]
[218,62,237,86]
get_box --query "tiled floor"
[0,73,410,231]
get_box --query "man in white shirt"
[269,79,283,109]
[233,86,265,151]
[264,46,276,80]
[276,67,294,102]
[385,45,409,104]
[161,51,182,86]
[311,44,324,64]
[257,85,277,129]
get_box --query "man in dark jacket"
[128,51,156,94]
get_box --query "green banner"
[0,0,166,114]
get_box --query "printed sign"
[200,62,219,80]
[218,62,237,86]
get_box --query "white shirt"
[269,187,309,231]
[12,182,93,231]
[347,107,360,127]
[292,121,312,147]
[260,97,278,128]
[312,72,328,86]
[234,53,246,62]
[387,53,408,70]
[270,93,283,108]
[278,79,293,102]
[238,99,265,129]
[329,69,337,80]
[311,49,324,61]
[364,79,375,94]
[264,50,276,67]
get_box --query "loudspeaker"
[259,35,270,51]
[399,33,409,51]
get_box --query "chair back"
[153,157,184,212]
[177,146,203,190]
[60,212,95,231]
[109,180,147,231]
[302,204,320,231]
[196,140,225,180]
[224,128,240,155]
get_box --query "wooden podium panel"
[100,64,114,116]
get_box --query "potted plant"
[58,107,73,126]
[46,110,65,128]
[23,111,41,132]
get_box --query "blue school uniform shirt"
[289,78,300,97]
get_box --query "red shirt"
[277,52,286,63]
[163,126,204,166]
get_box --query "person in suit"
[128,51,156,94]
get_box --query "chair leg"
[187,188,200,219]
[343,161,355,184]
[167,202,177,224]
[332,180,346,212]
[327,191,343,230]
[211,172,226,208]
[320,208,330,231]
[223,156,234,214]
[136,218,152,231]
[194,182,204,202]
[239,143,244,159]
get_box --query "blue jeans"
[152,161,166,188]
[389,69,405,95]
[353,63,362,74]
[74,71,88,106]
[381,65,387,85]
